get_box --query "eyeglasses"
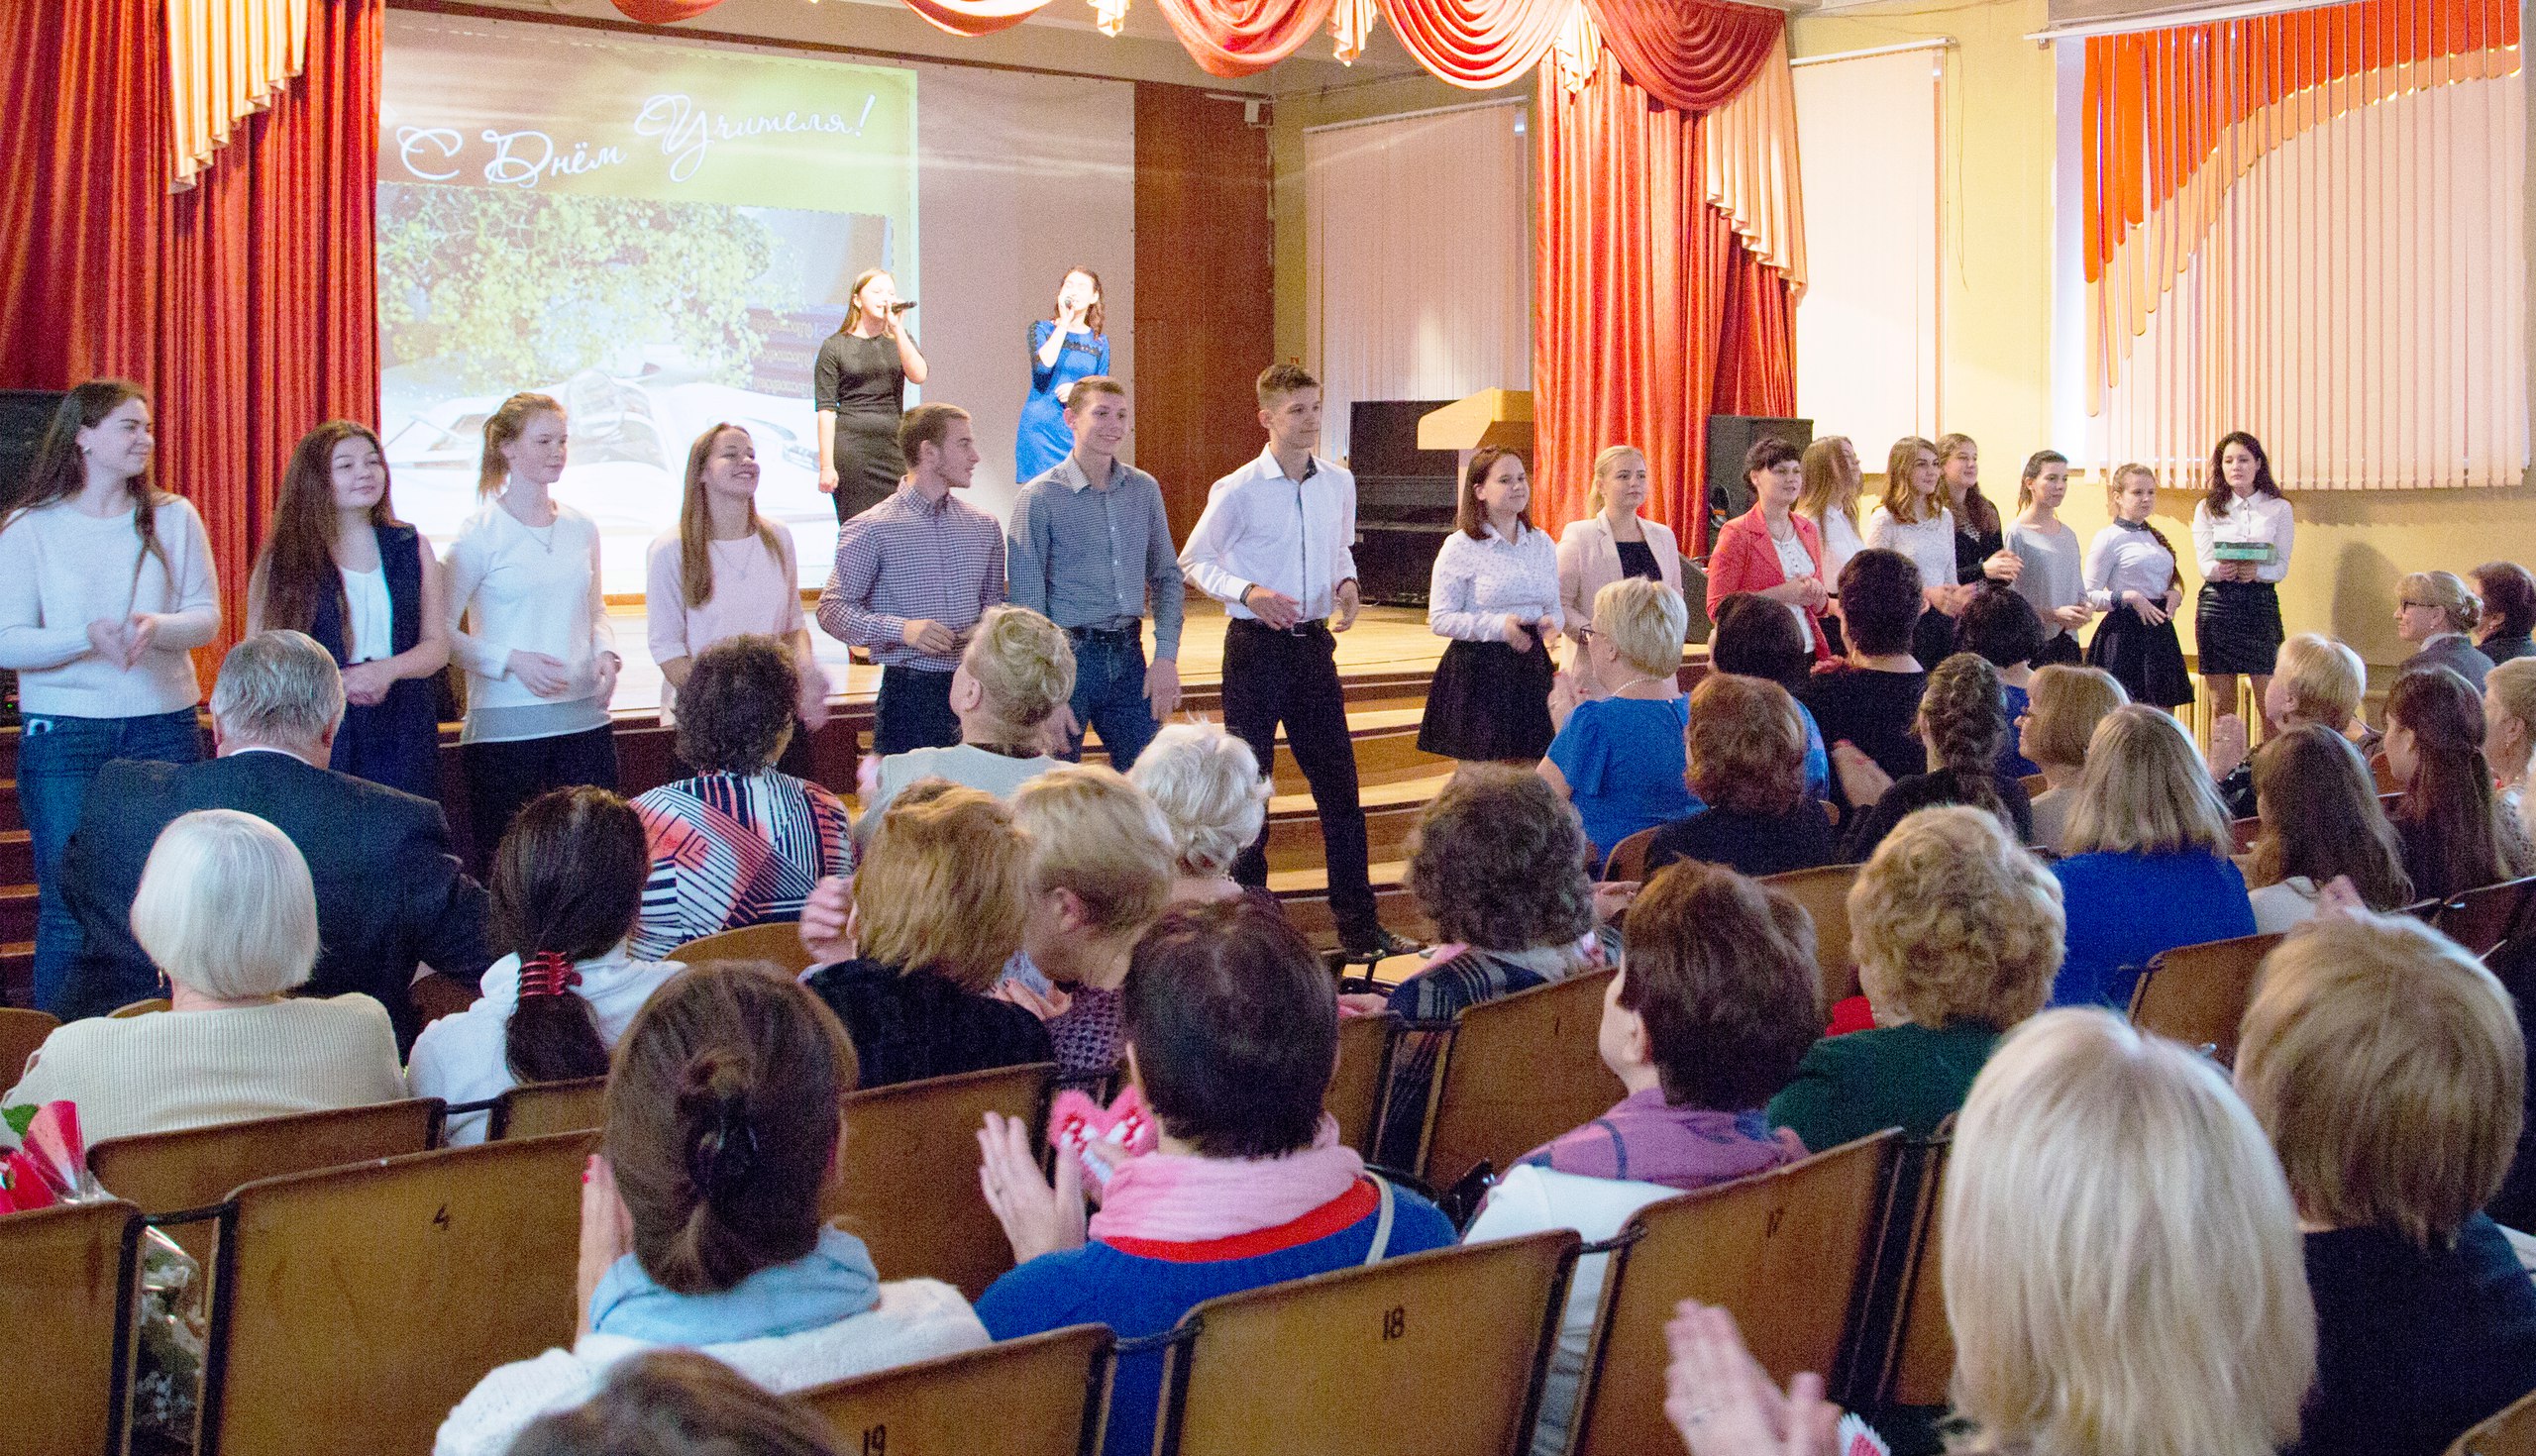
[2398,600,2441,611]
[1574,627,1597,645]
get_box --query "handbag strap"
[1360,1173,1398,1265]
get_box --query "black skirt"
[2194,579,2284,676]
[1419,636,1556,762]
[2087,606,2194,708]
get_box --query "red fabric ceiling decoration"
[1377,0,1576,89]
[606,0,729,23]
[1579,0,1780,112]
[899,0,1061,37]
[1151,0,1337,76]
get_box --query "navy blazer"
[55,751,492,1049]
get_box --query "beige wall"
[1789,0,2536,691]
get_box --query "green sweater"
[1766,1020,2001,1153]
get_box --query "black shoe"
[1339,926,1423,961]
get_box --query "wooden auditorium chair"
[1760,864,1865,1011]
[825,1062,1053,1301]
[0,1199,140,1456]
[1326,1009,1398,1157]
[0,1003,57,1084]
[670,920,817,977]
[198,1130,595,1456]
[1601,826,1660,885]
[2436,876,2536,959]
[1417,970,1623,1193]
[489,1075,608,1141]
[799,1323,1114,1456]
[2125,931,2283,1067]
[1566,1131,1899,1456]
[1846,1135,1954,1412]
[1150,1229,1580,1456]
[2450,1388,2536,1456]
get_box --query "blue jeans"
[1060,628,1159,772]
[20,706,205,1013]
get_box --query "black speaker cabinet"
[1704,415,1813,535]
[0,389,66,513]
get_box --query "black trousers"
[874,666,961,758]
[460,723,620,872]
[1222,617,1379,943]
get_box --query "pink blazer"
[1706,507,1831,659]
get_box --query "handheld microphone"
[889,300,917,312]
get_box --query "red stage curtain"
[0,0,380,656]
[1580,0,1779,112]
[1151,0,1336,75]
[899,0,1060,36]
[1377,0,1574,89]
[1532,50,1794,554]
[608,0,731,22]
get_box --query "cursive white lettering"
[396,126,464,182]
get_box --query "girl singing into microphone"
[813,267,928,525]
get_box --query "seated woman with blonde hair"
[999,766,1178,1079]
[2236,912,2536,1456]
[2395,570,2495,692]
[1766,805,2063,1152]
[2217,631,2370,817]
[1539,576,1695,865]
[2244,726,2414,933]
[2020,664,2128,850]
[859,604,1074,830]
[435,963,989,1456]
[2050,704,2256,1008]
[801,785,1051,1090]
[6,808,403,1143]
[1668,1007,2314,1456]
[1125,721,1272,908]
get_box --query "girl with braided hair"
[1832,651,2034,860]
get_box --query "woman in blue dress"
[1015,267,1110,482]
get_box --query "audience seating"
[2019,773,2049,798]
[2126,931,2283,1066]
[87,1098,442,1268]
[1603,826,1659,884]
[1566,1131,1899,1456]
[2231,816,2261,854]
[199,1130,596,1456]
[107,996,168,1019]
[0,1003,54,1083]
[2451,1387,2536,1456]
[1417,970,1623,1192]
[2436,877,2536,959]
[826,1062,1053,1300]
[1846,1136,1953,1411]
[670,920,817,975]
[0,1198,139,1456]
[411,971,479,1029]
[1760,864,1865,1011]
[1150,1229,1580,1456]
[799,1322,1114,1456]
[488,1076,607,1141]
[1327,1010,1398,1156]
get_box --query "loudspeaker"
[0,390,65,513]
[1704,415,1813,533]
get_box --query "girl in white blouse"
[2005,450,2094,666]
[2190,432,2295,726]
[1422,448,1563,768]
[2084,465,2192,711]
[1862,435,1967,665]
[446,392,622,864]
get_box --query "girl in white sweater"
[0,381,220,1013]
[445,392,622,863]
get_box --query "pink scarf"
[1087,1115,1367,1244]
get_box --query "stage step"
[0,830,26,887]
[1265,772,1448,874]
[0,779,17,835]
[1,942,26,1008]
[1269,859,1435,952]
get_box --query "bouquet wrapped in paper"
[2,1099,207,1446]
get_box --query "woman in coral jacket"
[1704,436,1831,661]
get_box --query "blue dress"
[1016,320,1110,481]
[2050,849,2257,1009]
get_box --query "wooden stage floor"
[605,599,1450,716]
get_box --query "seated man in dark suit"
[55,630,491,1049]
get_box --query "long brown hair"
[2388,668,2526,899]
[2249,726,2413,909]
[1455,446,1532,540]
[1056,266,1105,338]
[676,423,784,610]
[477,392,564,496]
[1796,437,1858,524]
[2204,431,2281,518]
[7,379,174,595]
[1936,433,2001,536]
[606,962,856,1296]
[1879,436,1941,525]
[253,421,402,636]
[493,786,649,1086]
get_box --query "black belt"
[1066,621,1143,641]
[1232,615,1328,638]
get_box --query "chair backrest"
[490,1076,608,1140]
[201,1130,596,1456]
[800,1322,1113,1456]
[670,919,816,976]
[2127,931,2283,1067]
[1866,1139,1954,1409]
[2452,1387,2536,1456]
[0,1004,57,1084]
[1153,1229,1580,1456]
[1420,970,1623,1190]
[1567,1131,1899,1456]
[87,1098,443,1268]
[2019,773,2049,798]
[2231,815,2262,854]
[0,1199,139,1456]
[1327,1011,1398,1156]
[1760,863,1865,1011]
[108,996,168,1018]
[1603,826,1660,884]
[825,1062,1053,1300]
[2439,877,2536,959]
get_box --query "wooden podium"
[1417,389,1533,484]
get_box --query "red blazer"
[1706,506,1832,659]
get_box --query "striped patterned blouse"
[630,771,854,961]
